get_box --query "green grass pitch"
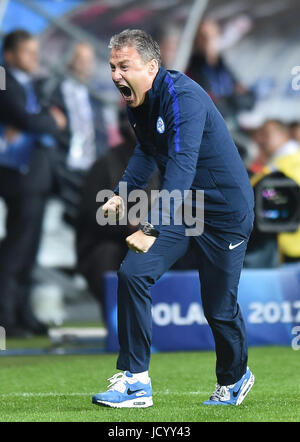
[0,346,299,422]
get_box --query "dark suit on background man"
[0,68,61,336]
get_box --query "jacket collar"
[7,66,33,86]
[148,66,168,101]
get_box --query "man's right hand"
[50,106,67,130]
[102,195,125,222]
[4,126,20,142]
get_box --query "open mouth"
[118,85,133,99]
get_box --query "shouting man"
[92,29,255,408]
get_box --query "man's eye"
[121,66,128,71]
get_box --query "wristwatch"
[141,222,159,238]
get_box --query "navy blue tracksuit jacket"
[116,66,254,229]
[115,66,254,385]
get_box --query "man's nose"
[112,69,123,82]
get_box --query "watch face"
[143,223,152,235]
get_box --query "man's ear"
[3,50,14,65]
[148,59,159,76]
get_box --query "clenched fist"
[126,230,157,254]
[102,195,125,222]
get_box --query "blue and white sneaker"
[203,367,255,406]
[92,371,153,408]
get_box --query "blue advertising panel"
[104,264,300,352]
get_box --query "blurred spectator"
[255,120,299,161]
[157,25,181,69]
[0,30,66,337]
[75,109,160,322]
[186,20,255,119]
[247,126,269,174]
[245,120,300,267]
[59,42,108,169]
[290,121,300,145]
[39,42,108,226]
[38,42,109,225]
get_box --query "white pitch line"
[0,392,92,397]
[0,391,208,398]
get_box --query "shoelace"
[107,372,127,393]
[210,369,249,401]
[210,383,234,401]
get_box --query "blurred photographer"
[290,121,300,145]
[245,120,300,267]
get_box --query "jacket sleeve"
[114,143,157,195]
[0,88,58,135]
[149,89,206,231]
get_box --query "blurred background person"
[245,120,300,268]
[0,29,66,337]
[155,25,181,69]
[246,124,269,174]
[186,19,255,120]
[54,41,108,170]
[254,120,299,162]
[38,41,109,226]
[290,121,300,145]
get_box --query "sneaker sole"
[93,396,153,408]
[236,373,255,406]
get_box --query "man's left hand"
[126,230,157,254]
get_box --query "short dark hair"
[290,121,300,129]
[2,29,34,53]
[108,29,161,67]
